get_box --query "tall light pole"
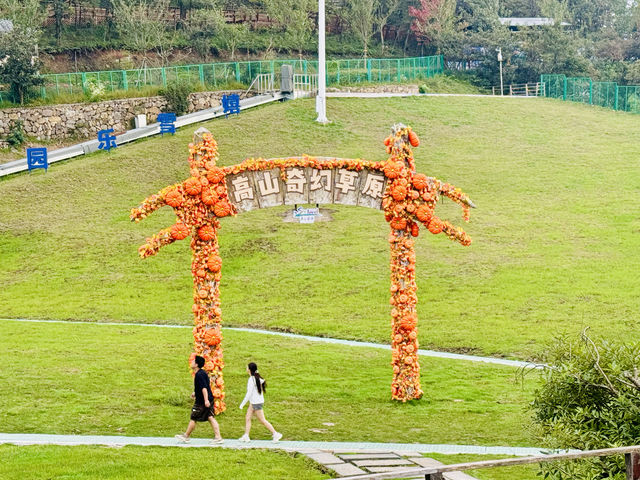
[497,48,504,96]
[316,0,328,123]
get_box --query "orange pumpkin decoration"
[391,185,407,201]
[204,329,222,346]
[198,225,216,241]
[410,222,420,237]
[428,217,444,234]
[384,136,393,146]
[201,188,218,205]
[207,255,222,272]
[213,200,231,217]
[384,161,403,179]
[207,167,225,184]
[198,288,209,299]
[389,216,407,230]
[412,173,428,190]
[184,177,202,195]
[170,223,190,240]
[408,130,420,147]
[415,204,433,223]
[215,185,227,196]
[400,314,417,331]
[165,189,184,207]
[196,269,207,278]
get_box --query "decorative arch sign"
[131,125,474,413]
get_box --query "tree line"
[2,0,640,104]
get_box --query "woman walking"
[238,362,282,442]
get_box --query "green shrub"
[160,82,193,116]
[530,331,640,479]
[6,120,25,146]
[418,84,428,93]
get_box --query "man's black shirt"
[194,369,214,405]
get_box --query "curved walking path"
[0,318,541,369]
[326,92,539,98]
[0,432,553,456]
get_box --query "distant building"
[499,17,570,30]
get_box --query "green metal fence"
[37,55,444,101]
[540,73,640,114]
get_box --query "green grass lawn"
[0,445,330,480]
[1,96,638,361]
[0,320,537,446]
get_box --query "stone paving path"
[0,318,541,369]
[1,433,559,478]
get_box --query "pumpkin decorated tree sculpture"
[131,125,474,410]
[131,129,232,414]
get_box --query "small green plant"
[160,82,193,116]
[418,84,428,93]
[6,120,25,147]
[84,78,106,101]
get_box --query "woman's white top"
[240,376,265,407]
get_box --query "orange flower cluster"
[381,125,473,402]
[225,155,385,181]
[131,132,233,414]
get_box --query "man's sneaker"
[272,432,283,442]
[210,437,224,445]
[238,434,250,442]
[175,434,190,443]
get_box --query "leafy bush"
[418,84,428,93]
[160,82,193,116]
[531,330,640,480]
[84,78,106,101]
[6,120,25,146]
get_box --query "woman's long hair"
[248,362,266,394]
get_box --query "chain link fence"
[32,55,443,102]
[541,74,640,114]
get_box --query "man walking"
[175,355,224,444]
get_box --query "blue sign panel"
[26,147,48,172]
[222,94,240,117]
[157,112,176,135]
[98,129,117,151]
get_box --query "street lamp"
[316,0,328,123]
[497,48,504,96]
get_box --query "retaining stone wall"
[0,91,244,141]
[327,85,420,94]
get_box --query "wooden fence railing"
[492,82,545,96]
[340,445,640,480]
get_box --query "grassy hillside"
[0,96,638,360]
